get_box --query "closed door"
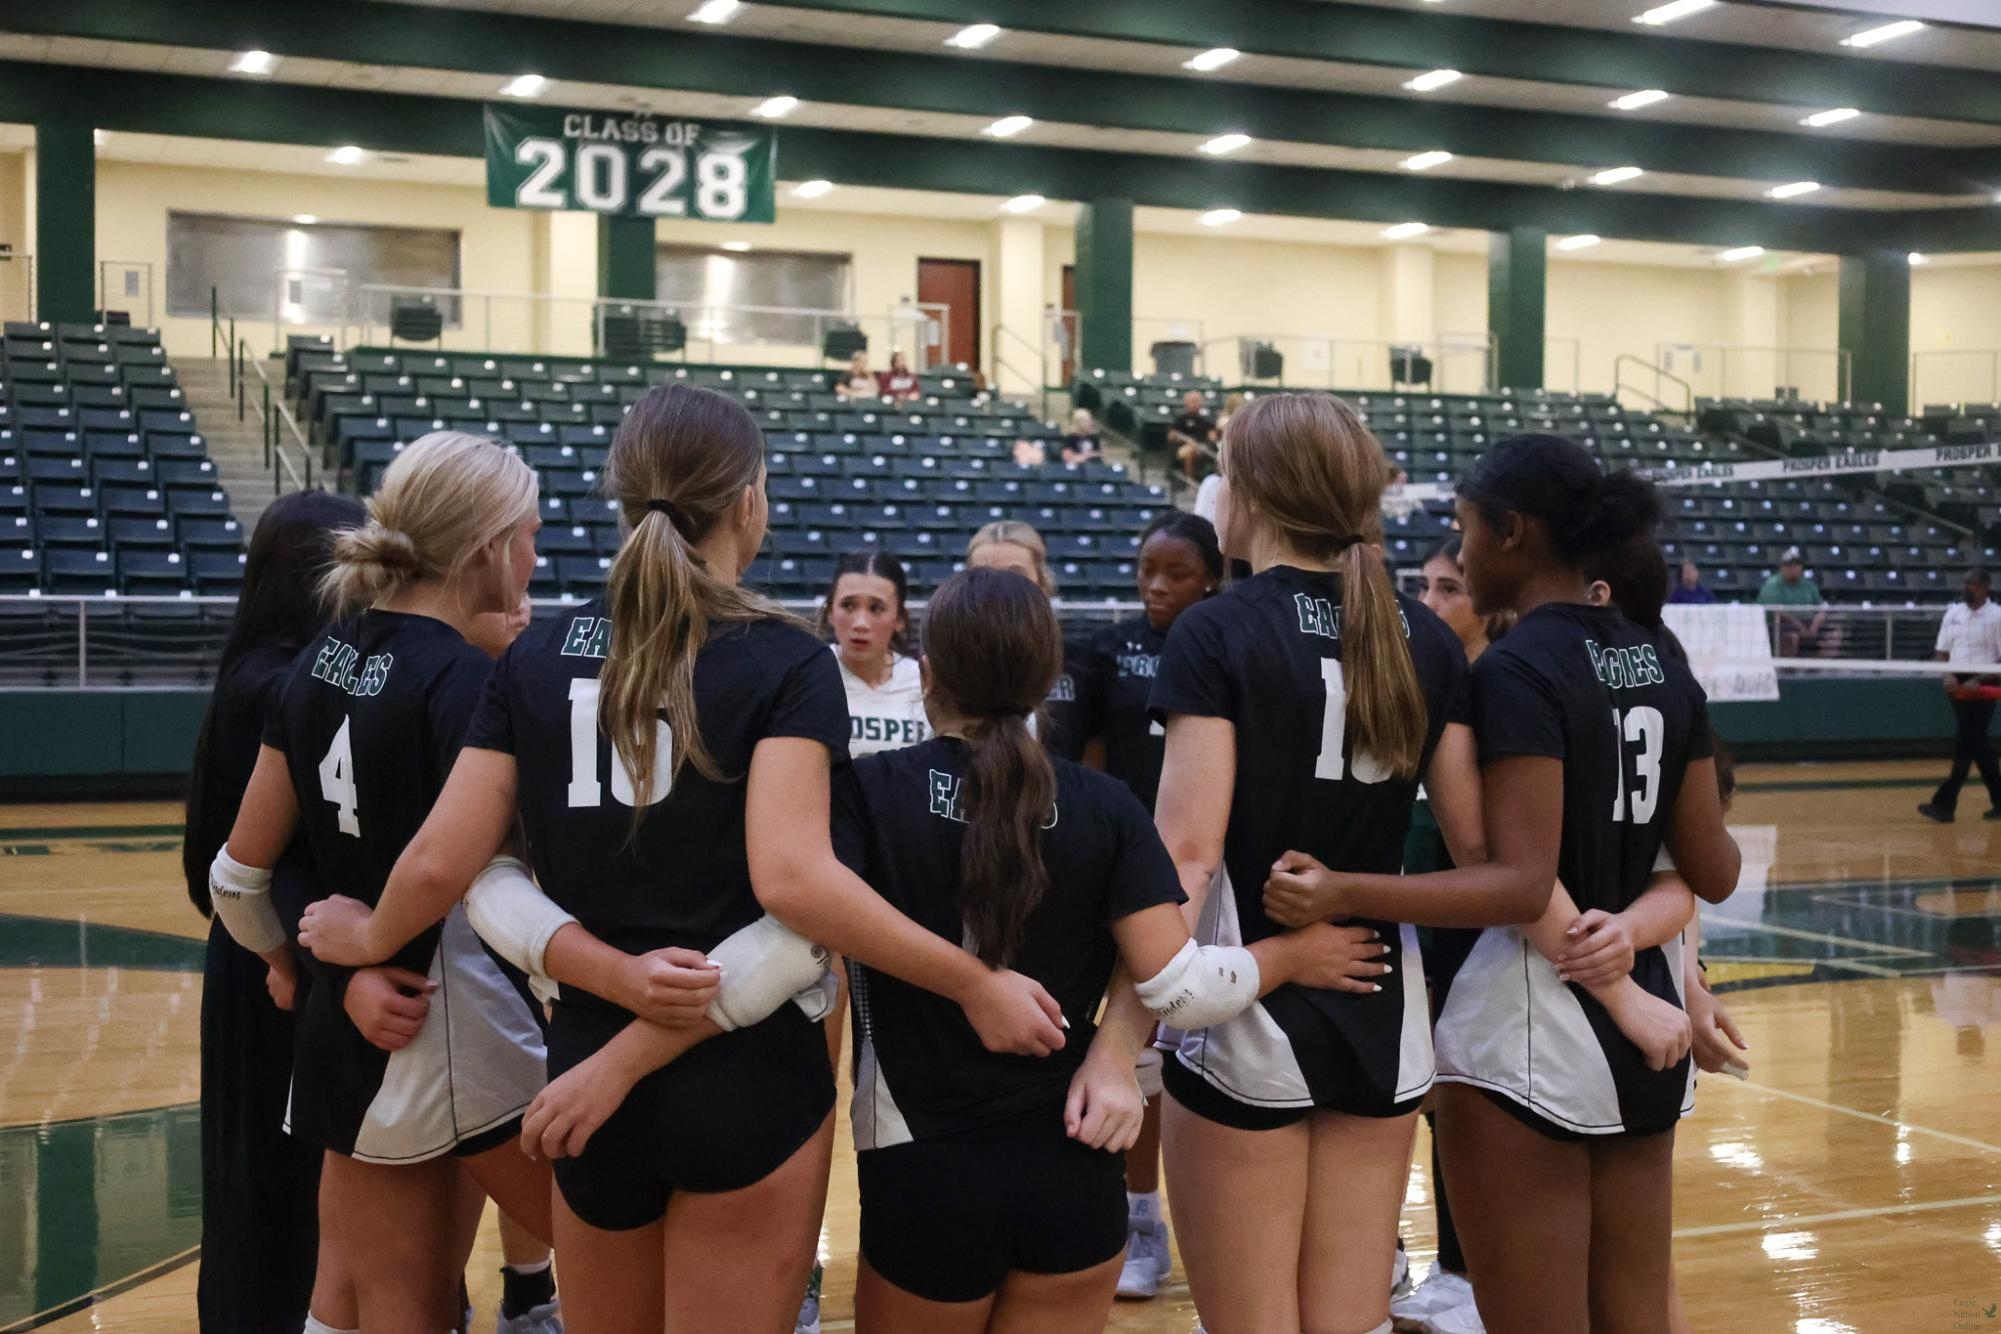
[916,257,980,370]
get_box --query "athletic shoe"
[1917,803,1955,823]
[794,1262,823,1334]
[1116,1215,1172,1299]
[1423,1296,1487,1334]
[1390,1243,1412,1299]
[496,1301,562,1334]
[1392,1268,1476,1331]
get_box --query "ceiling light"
[326,145,366,166]
[1908,251,1926,265]
[752,95,798,118]
[792,179,834,198]
[1404,68,1464,92]
[945,23,1003,49]
[721,241,754,252]
[1768,180,1821,199]
[1184,48,1240,72]
[1610,89,1672,111]
[984,115,1034,138]
[1591,165,1645,185]
[293,214,318,225]
[1633,0,1716,26]
[1557,234,1603,251]
[92,129,108,147]
[229,50,277,75]
[1718,245,1765,262]
[1842,19,1924,48]
[1800,107,1860,127]
[1401,150,1454,171]
[1001,194,1046,214]
[688,0,742,23]
[1382,222,1431,239]
[1200,133,1252,155]
[1199,208,1242,227]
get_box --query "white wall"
[0,151,26,322]
[1912,264,2001,406]
[1777,271,1843,403]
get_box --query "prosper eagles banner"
[484,105,776,222]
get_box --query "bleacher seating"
[298,348,1168,601]
[1,320,243,598]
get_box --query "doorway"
[916,257,980,370]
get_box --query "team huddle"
[194,383,1741,1334]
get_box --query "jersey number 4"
[1610,706,1665,824]
[1315,659,1391,784]
[318,717,361,837]
[566,678,674,809]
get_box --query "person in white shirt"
[1919,568,2001,823]
[823,549,929,758]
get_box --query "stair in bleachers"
[178,356,285,534]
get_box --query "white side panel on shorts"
[1173,867,1313,1108]
[850,1034,912,1150]
[1393,921,1437,1102]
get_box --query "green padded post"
[1488,225,1546,392]
[1075,199,1133,375]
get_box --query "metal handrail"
[1656,343,1854,404]
[990,323,1056,417]
[1615,354,1695,415]
[237,338,314,494]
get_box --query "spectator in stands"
[1062,408,1103,465]
[835,351,879,400]
[1757,547,1826,657]
[1012,436,1049,467]
[1669,559,1715,605]
[1216,391,1247,436]
[1167,389,1219,483]
[1918,567,2001,824]
[878,350,920,402]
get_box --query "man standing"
[1757,548,1826,656]
[1918,568,2001,823]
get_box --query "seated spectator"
[1757,547,1827,656]
[1382,462,1417,521]
[1061,408,1102,465]
[1669,559,1716,605]
[834,351,879,400]
[877,350,920,402]
[1011,436,1047,467]
[1166,389,1218,482]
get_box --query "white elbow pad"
[209,846,286,954]
[465,857,575,996]
[705,916,833,1032]
[1133,939,1261,1030]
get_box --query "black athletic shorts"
[858,1120,1128,1303]
[1161,1054,1310,1131]
[546,1001,835,1231]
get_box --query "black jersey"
[1435,602,1711,1137]
[1039,638,1094,763]
[1149,565,1470,1117]
[1084,615,1170,813]
[265,610,544,1162]
[833,737,1185,1148]
[462,601,852,1003]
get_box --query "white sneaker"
[1390,1245,1412,1299]
[1116,1215,1172,1299]
[1391,1269,1475,1330]
[496,1301,563,1334]
[1423,1299,1486,1334]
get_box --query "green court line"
[0,823,183,842]
[1738,776,1937,793]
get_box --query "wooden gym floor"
[2,758,1999,1333]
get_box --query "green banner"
[484,104,776,223]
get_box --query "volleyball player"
[837,567,1393,1333]
[1264,435,1741,1334]
[964,520,1091,760]
[182,490,364,1334]
[1150,393,1510,1334]
[824,550,929,758]
[299,384,1073,1334]
[207,432,554,1334]
[1068,510,1223,1300]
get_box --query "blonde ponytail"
[320,430,538,616]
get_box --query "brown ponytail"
[599,384,800,818]
[1225,393,1427,777]
[923,568,1063,967]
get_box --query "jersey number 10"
[566,678,675,809]
[1610,706,1665,824]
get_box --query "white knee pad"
[1134,1046,1164,1098]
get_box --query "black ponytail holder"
[645,498,686,528]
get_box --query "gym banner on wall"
[483,105,776,222]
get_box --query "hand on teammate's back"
[520,1050,637,1161]
[1261,849,1351,926]
[961,967,1067,1057]
[1556,909,1637,987]
[342,966,437,1051]
[1599,980,1693,1072]
[1286,922,1395,993]
[1687,976,1750,1077]
[615,947,721,1026]
[264,960,299,1012]
[298,893,377,965]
